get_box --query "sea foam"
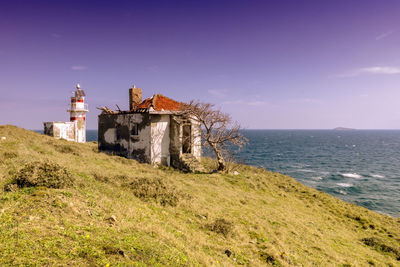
[371,174,385,178]
[341,173,362,179]
[336,183,353,188]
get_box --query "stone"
[249,238,257,244]
[107,215,117,224]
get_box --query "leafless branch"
[179,100,248,171]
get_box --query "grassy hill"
[0,125,399,266]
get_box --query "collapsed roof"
[98,94,183,115]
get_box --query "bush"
[54,144,80,156]
[12,161,74,189]
[2,151,18,159]
[128,177,179,206]
[362,237,400,260]
[207,218,233,237]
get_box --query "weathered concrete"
[151,114,170,165]
[98,112,201,168]
[98,87,202,169]
[43,121,76,141]
[98,113,151,162]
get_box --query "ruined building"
[98,85,202,170]
[43,84,88,143]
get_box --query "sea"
[62,130,400,217]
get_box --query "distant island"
[333,127,356,131]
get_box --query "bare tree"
[180,100,247,172]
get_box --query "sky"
[1,0,400,129]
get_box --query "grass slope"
[0,125,399,266]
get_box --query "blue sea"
[68,130,400,217]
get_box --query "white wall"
[191,119,202,160]
[52,122,76,141]
[151,115,170,165]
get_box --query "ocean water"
[60,130,400,217]
[238,130,400,217]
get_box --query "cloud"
[376,30,394,41]
[71,65,88,71]
[208,89,228,98]
[360,66,400,74]
[337,66,400,77]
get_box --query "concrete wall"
[76,119,86,143]
[191,119,202,160]
[169,116,182,167]
[98,113,151,163]
[98,113,202,167]
[150,114,170,165]
[43,121,76,141]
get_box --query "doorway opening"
[182,124,192,154]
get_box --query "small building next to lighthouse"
[43,84,88,143]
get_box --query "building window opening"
[131,124,139,136]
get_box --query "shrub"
[54,144,80,156]
[362,237,400,260]
[128,177,179,206]
[2,151,18,159]
[12,161,74,189]
[207,218,233,237]
[92,172,109,183]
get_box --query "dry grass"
[0,125,399,266]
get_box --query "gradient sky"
[1,0,400,129]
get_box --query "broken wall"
[43,122,76,141]
[98,113,151,163]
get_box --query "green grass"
[0,125,399,266]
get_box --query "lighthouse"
[67,84,88,143]
[43,83,89,142]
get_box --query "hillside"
[0,125,399,266]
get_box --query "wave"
[371,174,385,178]
[340,173,362,179]
[296,169,316,173]
[336,183,353,188]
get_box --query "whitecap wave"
[371,174,385,178]
[336,183,353,188]
[341,173,362,179]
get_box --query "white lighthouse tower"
[67,83,88,143]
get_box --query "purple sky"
[1,0,400,129]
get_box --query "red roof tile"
[135,94,182,112]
